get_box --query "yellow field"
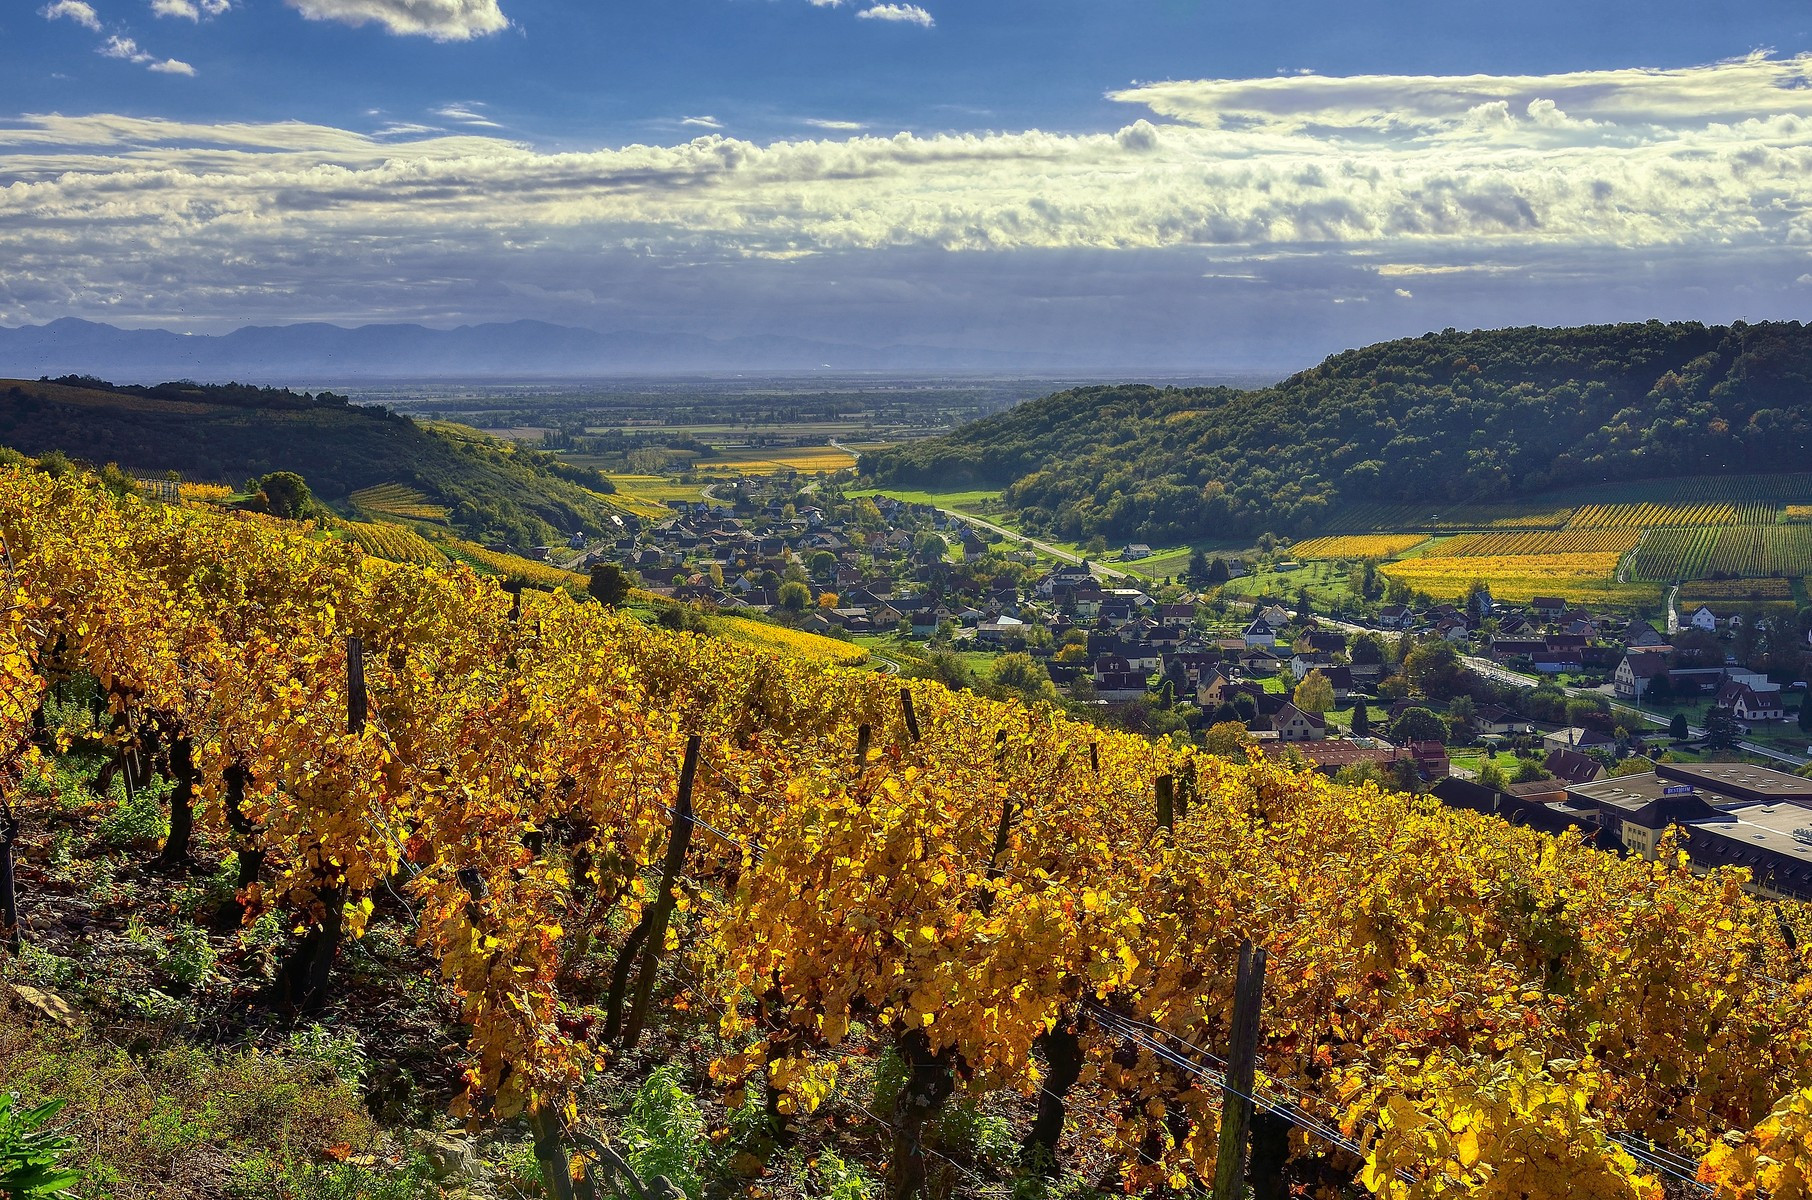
[692,446,858,475]
[602,475,707,520]
[350,483,451,521]
[1784,505,1812,523]
[1380,552,1656,605]
[1568,502,1736,529]
[446,540,589,589]
[1290,534,1428,559]
[344,520,448,566]
[703,615,870,665]
[1431,529,1640,557]
[178,482,234,502]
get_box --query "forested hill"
[0,375,620,548]
[863,320,1812,543]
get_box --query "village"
[556,472,1812,898]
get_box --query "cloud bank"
[2,54,1810,358]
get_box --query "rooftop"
[1656,762,1812,805]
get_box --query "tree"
[1293,669,1335,715]
[1206,557,1231,585]
[1187,547,1209,586]
[1477,759,1509,790]
[1391,706,1448,745]
[1351,699,1371,737]
[1391,756,1424,794]
[249,470,318,521]
[1464,579,1491,625]
[818,591,840,609]
[991,653,1056,705]
[1670,711,1690,740]
[810,550,838,579]
[1512,756,1552,783]
[1403,640,1466,699]
[587,563,631,607]
[1203,721,1251,762]
[1799,699,1812,734]
[1705,708,1740,750]
[1351,634,1387,666]
[778,580,811,611]
[1295,586,1314,623]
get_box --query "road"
[1458,653,1808,769]
[935,509,1138,582]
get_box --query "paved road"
[936,509,1137,582]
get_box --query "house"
[1689,605,1718,633]
[1624,620,1665,648]
[1121,543,1154,560]
[1714,682,1786,723]
[1406,741,1450,780]
[1290,652,1335,681]
[1258,604,1293,630]
[1530,649,1583,674]
[1271,703,1328,742]
[1543,726,1616,755]
[1378,604,1413,630]
[1475,705,1534,736]
[1239,646,1281,675]
[1613,652,1670,701]
[1544,747,1604,785]
[1531,596,1567,621]
[1242,619,1277,648]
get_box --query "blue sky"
[4,0,1812,369]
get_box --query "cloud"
[681,115,725,129]
[100,34,146,58]
[1394,287,1413,298]
[433,103,503,128]
[151,0,230,18]
[5,55,1812,351]
[804,118,864,131]
[808,0,843,5]
[857,4,932,27]
[40,0,103,30]
[148,57,196,74]
[284,0,508,41]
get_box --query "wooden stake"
[1212,940,1268,1200]
[900,687,920,744]
[1156,775,1174,834]
[346,636,367,734]
[1089,742,1099,774]
[855,723,871,765]
[623,735,700,1046]
[0,798,19,954]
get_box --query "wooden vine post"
[899,687,920,744]
[1212,940,1269,1200]
[1156,775,1175,834]
[346,635,367,734]
[0,793,19,953]
[605,735,701,1047]
[855,723,871,766]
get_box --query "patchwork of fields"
[1294,474,1812,607]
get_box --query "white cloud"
[151,0,230,19]
[433,103,503,128]
[681,115,725,129]
[40,0,103,30]
[100,34,147,58]
[5,54,1812,336]
[857,4,932,27]
[1394,287,1413,298]
[808,0,843,6]
[284,0,507,41]
[805,118,864,131]
[148,57,196,74]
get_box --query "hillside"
[0,375,621,548]
[864,320,1812,543]
[1,465,1810,1200]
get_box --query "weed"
[935,1099,1017,1170]
[289,1024,371,1087]
[98,773,171,849]
[229,1153,442,1200]
[126,915,218,992]
[617,1066,705,1198]
[0,1093,79,1198]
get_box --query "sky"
[3,0,1812,371]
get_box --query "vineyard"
[1433,530,1641,558]
[342,519,448,566]
[1678,578,1796,603]
[348,482,453,522]
[442,538,590,589]
[1628,526,1812,582]
[1378,552,1654,606]
[1,467,1811,1200]
[1321,502,1574,533]
[1568,503,1738,530]
[1288,534,1428,560]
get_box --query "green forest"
[0,375,621,549]
[863,320,1812,543]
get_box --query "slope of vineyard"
[0,466,1809,1200]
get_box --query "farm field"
[1291,533,1430,559]
[1628,525,1812,582]
[442,538,589,590]
[1379,552,1658,606]
[1568,502,1738,529]
[342,520,448,566]
[601,473,709,519]
[1434,529,1640,557]
[691,445,858,474]
[348,482,451,521]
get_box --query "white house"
[1243,619,1277,648]
[1689,605,1718,633]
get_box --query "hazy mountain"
[0,318,1075,382]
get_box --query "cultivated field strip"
[1290,533,1429,559]
[349,482,452,521]
[1568,502,1738,529]
[1323,502,1574,532]
[1628,525,1812,581]
[1434,529,1641,557]
[343,520,449,566]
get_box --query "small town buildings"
[1272,703,1328,742]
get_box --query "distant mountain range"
[0,318,1079,381]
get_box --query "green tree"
[1669,711,1690,740]
[810,550,838,579]
[1391,706,1448,745]
[1350,698,1371,737]
[1704,708,1740,750]
[250,470,319,521]
[587,562,632,607]
[1206,557,1231,585]
[778,580,812,613]
[1402,639,1466,699]
[1293,669,1335,715]
[991,652,1056,705]
[1512,756,1552,783]
[1477,758,1509,790]
[1800,700,1812,734]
